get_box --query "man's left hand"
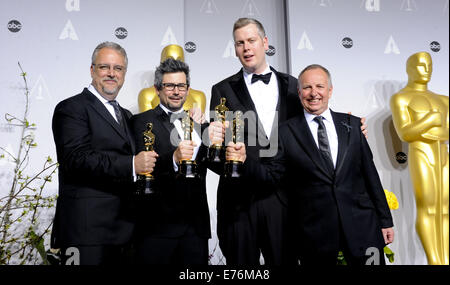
[226,142,246,162]
[360,117,368,139]
[189,107,206,124]
[382,227,394,244]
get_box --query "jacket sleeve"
[243,132,286,187]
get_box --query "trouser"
[298,220,386,266]
[134,226,209,265]
[217,192,293,265]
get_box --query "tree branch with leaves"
[0,62,58,265]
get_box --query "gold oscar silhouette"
[136,122,156,195]
[224,111,244,178]
[208,97,228,163]
[178,110,199,179]
[390,51,449,265]
[138,44,206,113]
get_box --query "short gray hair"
[154,58,190,90]
[298,64,333,88]
[233,18,266,41]
[91,41,128,68]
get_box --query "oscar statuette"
[224,111,244,178]
[136,123,155,195]
[178,110,199,179]
[208,97,228,163]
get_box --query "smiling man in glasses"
[130,58,216,265]
[51,42,158,265]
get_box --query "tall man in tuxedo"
[130,58,213,265]
[229,64,395,265]
[209,18,368,265]
[209,17,301,265]
[51,42,157,265]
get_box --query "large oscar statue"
[390,51,449,265]
[136,123,156,195]
[178,110,198,179]
[138,44,206,113]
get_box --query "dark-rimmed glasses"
[162,83,189,91]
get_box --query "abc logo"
[395,152,407,164]
[266,45,276,56]
[7,20,22,33]
[430,41,440,52]
[342,37,353,49]
[115,27,128,39]
[184,42,197,53]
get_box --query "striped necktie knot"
[108,100,124,127]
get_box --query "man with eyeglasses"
[130,58,214,265]
[51,42,158,265]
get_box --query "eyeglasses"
[93,64,126,73]
[162,83,189,91]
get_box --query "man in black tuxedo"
[208,17,301,266]
[229,64,395,265]
[130,58,213,265]
[51,42,158,265]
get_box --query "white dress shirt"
[159,104,201,171]
[88,84,120,123]
[243,64,279,139]
[304,108,338,168]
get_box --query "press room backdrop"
[1,0,448,265]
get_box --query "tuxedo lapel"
[229,70,257,114]
[122,110,136,154]
[154,105,175,134]
[288,115,334,180]
[84,90,130,142]
[228,70,270,141]
[331,111,351,178]
[272,67,289,123]
[154,105,182,146]
[269,68,291,142]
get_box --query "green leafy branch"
[0,62,58,265]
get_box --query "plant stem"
[0,62,31,248]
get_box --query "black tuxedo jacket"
[210,67,301,214]
[51,88,135,247]
[130,105,211,239]
[247,110,394,258]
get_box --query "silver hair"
[91,41,128,68]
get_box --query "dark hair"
[298,64,333,88]
[154,58,190,90]
[91,41,128,68]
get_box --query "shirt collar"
[304,108,333,123]
[159,103,184,116]
[88,84,111,105]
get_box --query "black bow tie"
[251,73,272,84]
[167,111,183,122]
